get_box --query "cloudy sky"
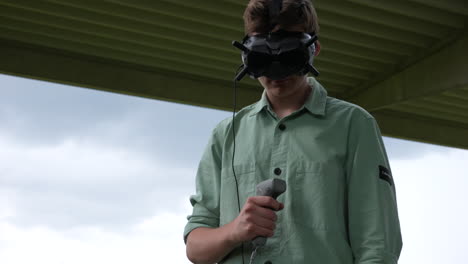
[0,73,467,263]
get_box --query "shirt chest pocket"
[291,161,344,231]
[220,162,256,226]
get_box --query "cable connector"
[249,246,259,264]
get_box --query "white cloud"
[0,189,16,220]
[0,133,196,230]
[0,127,194,262]
[0,211,191,264]
[392,148,468,264]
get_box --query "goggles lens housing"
[233,30,319,81]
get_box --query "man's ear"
[314,40,321,56]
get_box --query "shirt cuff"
[354,249,399,264]
[183,202,220,243]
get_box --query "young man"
[184,0,403,263]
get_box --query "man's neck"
[266,83,312,119]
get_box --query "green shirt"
[184,77,402,264]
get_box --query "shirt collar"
[251,77,328,116]
[251,90,271,115]
[303,77,327,116]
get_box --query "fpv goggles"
[232,29,319,81]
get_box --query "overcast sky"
[0,73,467,263]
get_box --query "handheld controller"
[252,178,287,248]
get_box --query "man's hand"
[227,196,284,244]
[186,196,284,264]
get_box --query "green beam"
[0,39,260,111]
[0,24,239,86]
[318,9,434,47]
[318,50,390,72]
[107,0,241,30]
[348,0,465,28]
[390,103,468,124]
[0,3,237,59]
[348,31,468,111]
[374,110,468,150]
[315,61,371,80]
[0,0,237,52]
[423,96,468,110]
[0,15,236,75]
[161,0,243,18]
[314,0,450,38]
[443,88,468,100]
[407,0,468,16]
[316,72,362,87]
[45,0,242,36]
[320,24,416,56]
[320,37,398,64]
[412,99,468,119]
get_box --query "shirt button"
[278,124,286,131]
[274,168,282,175]
[264,261,272,264]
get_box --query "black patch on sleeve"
[379,165,393,186]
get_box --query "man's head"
[242,0,321,98]
[243,0,319,36]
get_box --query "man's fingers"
[248,224,274,238]
[255,216,276,230]
[252,206,277,221]
[248,196,283,211]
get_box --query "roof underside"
[1,0,467,149]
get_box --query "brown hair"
[243,0,319,35]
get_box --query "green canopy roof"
[1,0,467,149]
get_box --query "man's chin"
[266,86,294,98]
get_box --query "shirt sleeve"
[183,127,222,244]
[346,112,403,264]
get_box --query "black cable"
[232,64,245,264]
[232,67,242,226]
